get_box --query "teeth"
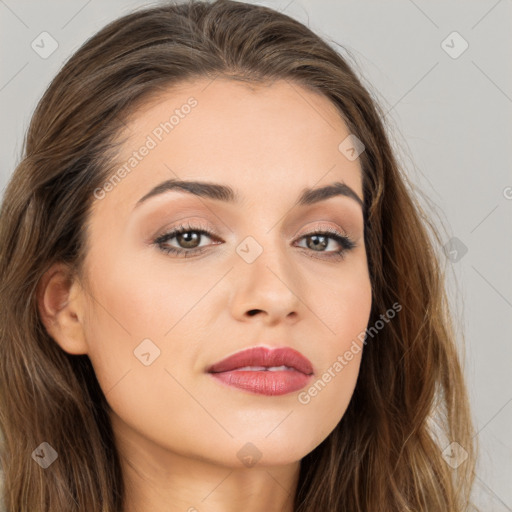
[266,365,290,371]
[235,365,291,372]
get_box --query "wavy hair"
[0,0,477,510]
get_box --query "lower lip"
[208,370,312,396]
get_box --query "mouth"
[206,346,313,396]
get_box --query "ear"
[37,262,88,355]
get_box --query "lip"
[206,346,314,396]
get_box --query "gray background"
[1,0,511,509]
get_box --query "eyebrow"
[134,179,364,210]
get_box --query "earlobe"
[37,262,88,355]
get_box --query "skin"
[38,77,372,512]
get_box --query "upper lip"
[206,346,314,375]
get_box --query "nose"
[229,242,303,326]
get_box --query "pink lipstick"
[206,346,313,396]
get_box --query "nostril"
[247,309,262,316]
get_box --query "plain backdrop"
[1,0,511,510]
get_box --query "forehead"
[93,77,362,214]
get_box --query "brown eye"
[175,231,202,249]
[295,228,356,261]
[305,234,329,251]
[154,224,218,257]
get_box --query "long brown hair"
[0,1,477,510]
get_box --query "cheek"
[82,246,210,348]
[80,246,224,414]
[292,263,371,441]
[311,257,373,353]
[79,249,166,396]
[80,256,207,454]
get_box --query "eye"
[153,223,356,260]
[153,222,219,258]
[294,226,356,261]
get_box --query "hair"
[0,0,478,510]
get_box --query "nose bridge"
[241,234,287,286]
[230,228,303,321]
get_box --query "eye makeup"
[152,221,357,262]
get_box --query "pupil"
[308,235,327,251]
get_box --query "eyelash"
[153,222,357,261]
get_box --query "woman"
[0,0,477,510]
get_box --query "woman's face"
[73,78,372,468]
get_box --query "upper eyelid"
[159,224,348,237]
[148,204,361,238]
